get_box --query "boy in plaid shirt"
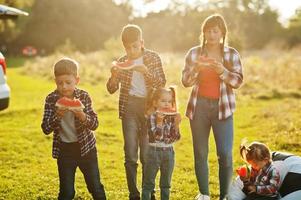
[41,58,106,200]
[106,24,166,200]
[240,142,281,200]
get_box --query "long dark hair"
[146,86,177,115]
[199,14,228,52]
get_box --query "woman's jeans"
[57,142,106,200]
[122,95,149,199]
[190,97,233,200]
[142,146,175,200]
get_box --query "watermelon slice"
[198,56,215,66]
[236,165,250,178]
[157,108,177,116]
[55,97,84,111]
[112,59,135,70]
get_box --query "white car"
[0,4,28,110]
[0,52,9,110]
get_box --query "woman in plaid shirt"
[181,14,243,200]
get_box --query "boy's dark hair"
[240,141,271,162]
[121,24,142,44]
[53,57,79,77]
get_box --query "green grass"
[0,51,301,199]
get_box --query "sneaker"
[195,193,210,200]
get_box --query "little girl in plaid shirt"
[142,87,181,200]
[239,142,281,200]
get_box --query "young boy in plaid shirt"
[41,58,106,200]
[106,24,166,200]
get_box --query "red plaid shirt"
[182,46,243,120]
[106,49,166,118]
[251,162,281,197]
[41,88,98,159]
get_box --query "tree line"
[0,0,300,55]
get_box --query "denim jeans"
[122,95,149,199]
[190,97,233,200]
[142,146,175,200]
[57,142,106,200]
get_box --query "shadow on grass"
[255,89,301,100]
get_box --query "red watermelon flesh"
[236,165,250,178]
[56,97,84,110]
[112,59,135,70]
[198,56,215,66]
[157,108,177,115]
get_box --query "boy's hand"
[133,64,148,74]
[110,66,120,78]
[71,109,87,123]
[56,107,67,119]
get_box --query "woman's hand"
[210,60,225,75]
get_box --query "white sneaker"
[195,193,210,200]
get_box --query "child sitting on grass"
[239,141,281,200]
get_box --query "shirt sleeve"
[41,95,61,135]
[144,52,166,89]
[219,48,243,89]
[79,92,99,131]
[256,168,281,195]
[182,48,199,87]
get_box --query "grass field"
[0,51,301,200]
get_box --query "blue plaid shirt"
[41,88,98,159]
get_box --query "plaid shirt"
[182,46,243,120]
[250,162,281,197]
[147,113,181,146]
[41,88,98,159]
[106,49,166,118]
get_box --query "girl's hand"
[72,109,87,123]
[210,61,225,75]
[174,113,182,126]
[156,113,164,126]
[247,185,256,194]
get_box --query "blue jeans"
[57,142,106,200]
[142,146,175,200]
[190,97,233,200]
[122,95,149,199]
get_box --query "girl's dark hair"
[146,86,177,114]
[240,141,271,162]
[200,14,228,52]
